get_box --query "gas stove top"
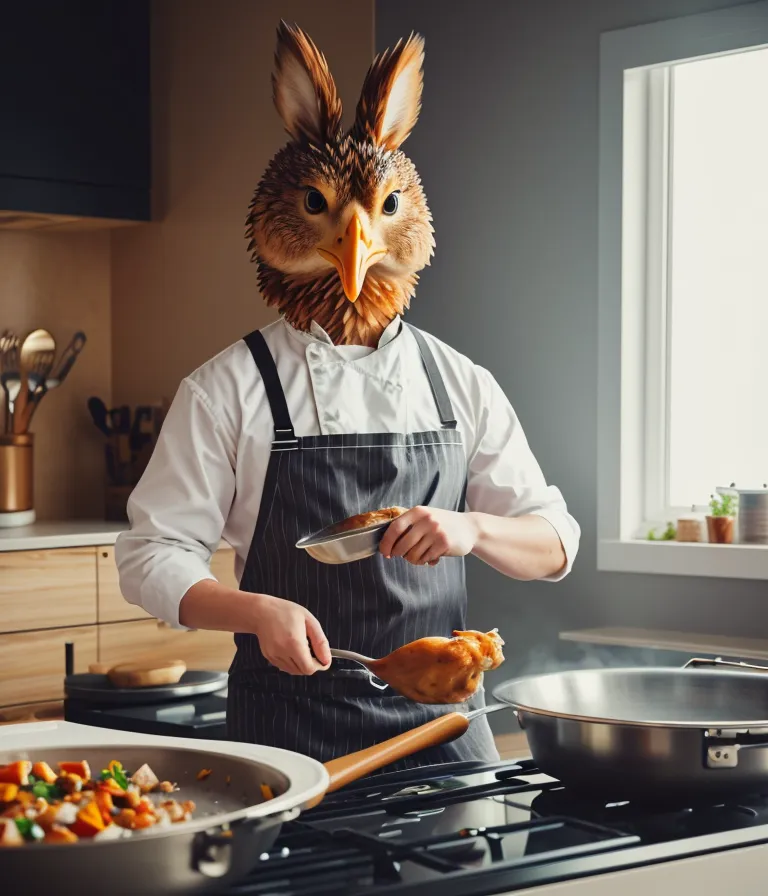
[216,758,768,895]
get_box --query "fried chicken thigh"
[368,629,505,704]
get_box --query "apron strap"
[243,330,298,450]
[406,325,458,429]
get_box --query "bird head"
[246,22,434,346]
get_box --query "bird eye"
[382,192,399,215]
[304,189,327,214]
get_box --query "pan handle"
[306,712,470,808]
[683,656,768,673]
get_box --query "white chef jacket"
[115,316,580,628]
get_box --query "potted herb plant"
[707,493,737,544]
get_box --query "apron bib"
[227,323,498,769]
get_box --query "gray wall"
[376,0,763,733]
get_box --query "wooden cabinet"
[96,546,151,623]
[0,1,150,221]
[0,541,239,709]
[98,621,235,672]
[0,626,97,706]
[0,548,97,633]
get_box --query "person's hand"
[250,594,331,675]
[378,507,480,567]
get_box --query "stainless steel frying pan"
[0,708,489,895]
[492,656,768,799]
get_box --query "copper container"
[706,515,734,545]
[0,433,34,512]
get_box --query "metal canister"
[0,433,34,513]
[717,485,768,545]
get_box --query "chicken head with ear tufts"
[245,21,435,348]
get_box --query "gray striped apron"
[226,323,499,770]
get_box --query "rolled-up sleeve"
[464,367,580,581]
[114,378,236,627]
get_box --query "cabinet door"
[97,547,151,623]
[0,548,97,633]
[0,1,150,190]
[0,626,97,707]
[98,621,235,672]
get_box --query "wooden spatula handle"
[315,712,469,802]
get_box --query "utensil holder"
[0,433,35,528]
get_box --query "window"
[652,48,768,517]
[597,2,768,578]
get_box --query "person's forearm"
[468,512,566,580]
[179,579,263,632]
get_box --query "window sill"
[598,539,768,580]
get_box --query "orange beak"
[317,214,387,302]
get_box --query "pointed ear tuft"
[354,33,425,152]
[272,21,343,145]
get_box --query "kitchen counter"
[0,521,234,553]
[559,625,768,663]
[0,520,128,551]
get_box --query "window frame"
[597,1,768,578]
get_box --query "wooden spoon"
[330,629,505,705]
[14,329,55,433]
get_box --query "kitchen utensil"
[0,330,19,433]
[0,702,504,895]
[87,396,111,436]
[716,484,768,544]
[296,517,396,564]
[130,404,153,452]
[64,669,228,706]
[110,405,131,433]
[492,656,768,799]
[14,328,55,433]
[21,338,57,431]
[107,660,187,689]
[46,329,86,389]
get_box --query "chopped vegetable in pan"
[0,758,192,846]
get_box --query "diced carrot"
[44,825,79,844]
[69,800,106,837]
[260,784,275,801]
[35,804,59,831]
[97,777,126,797]
[0,761,32,786]
[113,808,136,829]
[131,812,156,829]
[31,761,57,784]
[0,783,19,803]
[15,791,34,806]
[58,761,91,781]
[94,790,114,822]
[135,797,153,815]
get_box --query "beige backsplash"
[0,230,112,519]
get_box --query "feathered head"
[246,22,434,347]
